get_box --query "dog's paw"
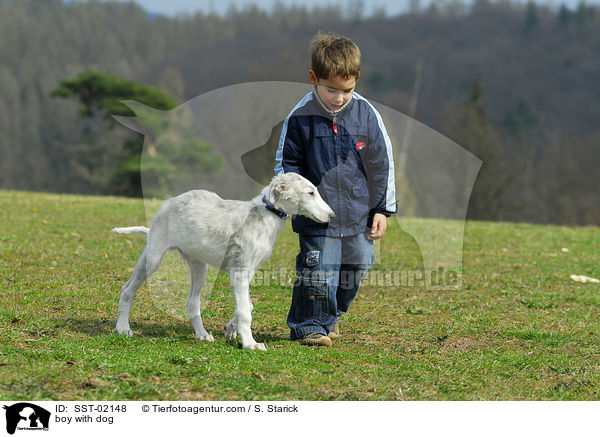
[115,327,133,337]
[224,323,237,340]
[224,329,237,340]
[196,333,215,342]
[244,342,267,351]
[224,331,237,340]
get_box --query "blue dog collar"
[262,196,288,220]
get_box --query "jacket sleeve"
[364,108,397,217]
[274,114,304,175]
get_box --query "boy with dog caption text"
[275,33,397,346]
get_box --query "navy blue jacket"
[275,90,396,237]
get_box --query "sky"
[89,0,599,18]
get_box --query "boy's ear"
[272,181,293,202]
[309,70,318,85]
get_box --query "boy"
[275,33,396,346]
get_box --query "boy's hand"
[368,213,387,240]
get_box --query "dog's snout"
[319,207,335,223]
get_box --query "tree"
[51,70,175,119]
[524,1,540,34]
[443,75,512,220]
[51,71,177,195]
[365,68,392,95]
[574,1,596,31]
[558,3,571,27]
[503,100,538,139]
[111,101,225,198]
[53,71,227,198]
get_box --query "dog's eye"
[308,191,315,196]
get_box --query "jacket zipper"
[333,115,343,237]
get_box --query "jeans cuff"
[290,325,327,340]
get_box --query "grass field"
[1,189,599,401]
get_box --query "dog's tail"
[111,226,149,235]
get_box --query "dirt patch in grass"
[440,335,489,352]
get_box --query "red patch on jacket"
[355,141,366,151]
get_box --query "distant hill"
[0,0,598,224]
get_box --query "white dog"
[112,173,334,351]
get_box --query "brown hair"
[310,33,361,80]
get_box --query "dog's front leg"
[229,268,265,351]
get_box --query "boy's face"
[310,70,356,111]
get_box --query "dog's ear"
[272,181,293,201]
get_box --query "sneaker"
[298,333,332,347]
[328,321,340,339]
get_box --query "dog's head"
[268,173,334,223]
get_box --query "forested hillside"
[0,0,598,224]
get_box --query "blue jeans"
[287,233,375,340]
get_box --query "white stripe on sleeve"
[274,92,313,175]
[353,93,396,212]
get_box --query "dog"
[112,172,334,350]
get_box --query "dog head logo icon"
[3,403,50,435]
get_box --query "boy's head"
[309,33,361,112]
[310,33,361,81]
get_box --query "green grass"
[1,189,600,400]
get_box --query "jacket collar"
[312,85,352,119]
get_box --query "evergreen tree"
[524,1,540,34]
[503,100,538,139]
[443,75,511,220]
[51,71,175,120]
[558,3,571,27]
[574,1,596,31]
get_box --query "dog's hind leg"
[184,258,214,341]
[229,268,265,351]
[115,232,167,336]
